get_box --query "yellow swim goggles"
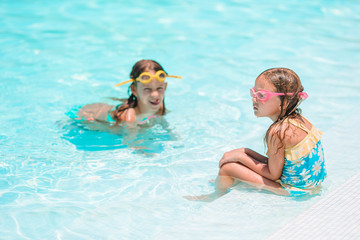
[115,70,181,87]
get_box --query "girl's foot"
[183,191,227,202]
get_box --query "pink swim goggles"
[250,87,308,102]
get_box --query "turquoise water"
[1,0,360,239]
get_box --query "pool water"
[1,0,360,239]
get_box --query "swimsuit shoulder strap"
[287,118,311,133]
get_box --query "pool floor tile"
[268,171,360,240]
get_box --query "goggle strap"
[115,79,134,87]
[166,75,182,79]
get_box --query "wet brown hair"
[113,59,167,123]
[259,68,305,149]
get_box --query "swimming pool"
[1,0,360,239]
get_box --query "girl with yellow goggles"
[76,59,181,125]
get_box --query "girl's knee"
[219,162,237,176]
[221,148,246,160]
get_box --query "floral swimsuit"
[278,117,327,196]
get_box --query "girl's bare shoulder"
[118,108,136,122]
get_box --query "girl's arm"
[264,134,285,180]
[77,103,114,121]
[219,133,284,181]
[219,148,268,168]
[244,149,268,164]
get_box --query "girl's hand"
[219,149,246,168]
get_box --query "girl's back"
[282,116,313,149]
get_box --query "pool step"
[268,171,360,240]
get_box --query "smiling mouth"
[150,99,161,106]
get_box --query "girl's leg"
[183,163,288,202]
[217,162,288,195]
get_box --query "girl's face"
[131,70,167,114]
[252,76,283,122]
